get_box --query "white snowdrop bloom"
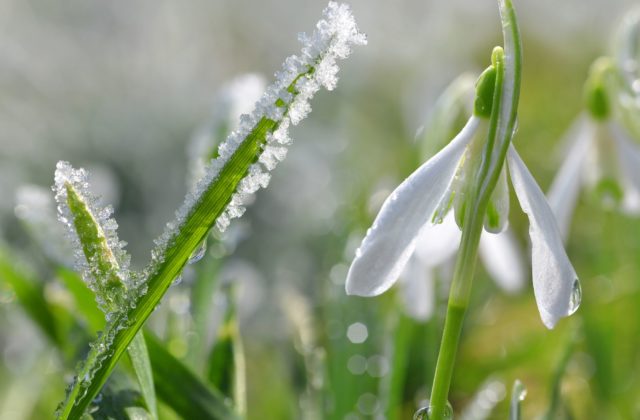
[346,116,579,328]
[547,113,640,241]
[547,54,640,241]
[346,37,579,328]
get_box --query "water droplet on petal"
[568,278,581,315]
[188,240,207,264]
[413,401,453,420]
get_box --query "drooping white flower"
[397,75,526,321]
[346,114,579,328]
[547,56,640,241]
[346,19,579,328]
[547,114,640,240]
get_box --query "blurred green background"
[1,0,639,419]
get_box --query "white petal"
[399,257,435,321]
[547,118,592,242]
[345,117,479,296]
[507,146,580,329]
[484,165,510,233]
[413,212,461,268]
[479,228,525,293]
[611,122,640,215]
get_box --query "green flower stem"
[428,203,484,420]
[429,0,521,413]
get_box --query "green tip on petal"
[474,64,497,118]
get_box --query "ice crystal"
[151,1,366,270]
[53,161,132,313]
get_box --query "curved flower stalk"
[55,3,366,418]
[548,58,640,241]
[346,1,577,417]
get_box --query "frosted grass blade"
[54,162,158,418]
[56,3,365,418]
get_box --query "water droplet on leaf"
[188,240,207,264]
[413,401,453,420]
[172,275,183,286]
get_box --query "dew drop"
[188,240,207,264]
[172,275,183,286]
[413,401,453,420]
[568,278,581,315]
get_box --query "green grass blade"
[0,247,61,347]
[385,313,413,420]
[56,5,365,416]
[128,333,158,420]
[186,249,220,368]
[206,287,245,415]
[145,332,239,420]
[55,117,277,420]
[56,267,105,333]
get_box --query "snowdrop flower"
[400,77,526,321]
[347,23,579,328]
[548,58,640,241]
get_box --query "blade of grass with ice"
[56,3,365,418]
[54,163,157,419]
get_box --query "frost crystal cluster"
[54,161,133,313]
[153,1,366,253]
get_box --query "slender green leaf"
[0,247,61,347]
[145,332,239,420]
[207,286,245,415]
[56,116,277,419]
[385,313,413,420]
[186,246,220,369]
[128,333,158,420]
[56,267,105,333]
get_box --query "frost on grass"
[53,161,133,313]
[152,1,366,264]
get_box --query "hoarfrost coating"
[53,161,133,312]
[151,1,366,265]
